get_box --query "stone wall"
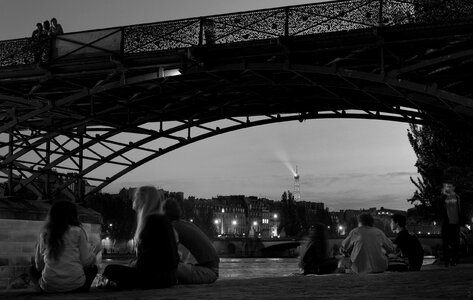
[0,198,102,290]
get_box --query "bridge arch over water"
[0,0,472,202]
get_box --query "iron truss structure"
[0,0,472,202]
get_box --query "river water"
[101,256,436,280]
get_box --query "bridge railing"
[1,0,472,67]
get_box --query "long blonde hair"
[133,186,166,244]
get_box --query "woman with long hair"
[30,201,99,293]
[99,186,179,289]
[298,223,338,275]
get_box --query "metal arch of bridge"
[1,0,473,202]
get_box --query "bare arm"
[35,235,45,272]
[78,228,95,267]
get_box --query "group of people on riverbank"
[298,212,423,275]
[29,185,219,293]
[27,180,465,293]
[31,18,64,63]
[298,181,465,275]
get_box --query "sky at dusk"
[0,0,420,211]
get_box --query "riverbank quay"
[1,263,473,299]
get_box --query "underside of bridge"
[0,0,472,202]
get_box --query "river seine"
[101,256,436,280]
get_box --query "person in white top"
[341,213,394,274]
[30,201,100,293]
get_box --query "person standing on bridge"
[164,198,220,284]
[31,22,46,63]
[98,186,179,289]
[50,18,64,36]
[341,213,394,274]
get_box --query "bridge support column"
[77,127,85,203]
[44,140,50,200]
[7,133,13,197]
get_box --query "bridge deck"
[1,263,472,299]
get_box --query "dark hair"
[164,198,182,221]
[36,23,42,28]
[391,214,406,228]
[44,201,81,260]
[51,18,57,23]
[358,213,374,226]
[43,20,50,29]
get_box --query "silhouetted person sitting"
[165,198,220,284]
[29,201,99,293]
[341,213,394,274]
[298,223,338,275]
[99,186,179,289]
[390,214,424,271]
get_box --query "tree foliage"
[278,191,300,237]
[407,124,473,221]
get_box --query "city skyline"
[0,0,420,211]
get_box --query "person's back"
[36,226,95,292]
[135,214,179,287]
[173,220,219,270]
[394,230,424,271]
[343,226,392,273]
[299,224,337,275]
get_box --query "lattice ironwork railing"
[1,0,472,67]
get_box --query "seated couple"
[299,213,423,275]
[30,186,219,293]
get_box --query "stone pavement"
[1,263,473,299]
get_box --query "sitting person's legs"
[177,263,218,284]
[102,264,140,289]
[75,265,98,292]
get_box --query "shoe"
[95,275,117,289]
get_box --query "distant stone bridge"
[213,238,302,257]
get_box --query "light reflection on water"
[219,258,300,279]
[101,256,436,280]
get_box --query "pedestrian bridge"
[0,0,472,201]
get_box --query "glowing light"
[232,220,237,225]
[338,226,343,231]
[109,223,113,227]
[427,232,431,235]
[418,231,421,234]
[105,237,109,240]
[221,208,225,213]
[159,67,181,78]
[190,219,193,222]
[214,219,220,224]
[273,214,278,219]
[253,221,258,226]
[466,225,471,230]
